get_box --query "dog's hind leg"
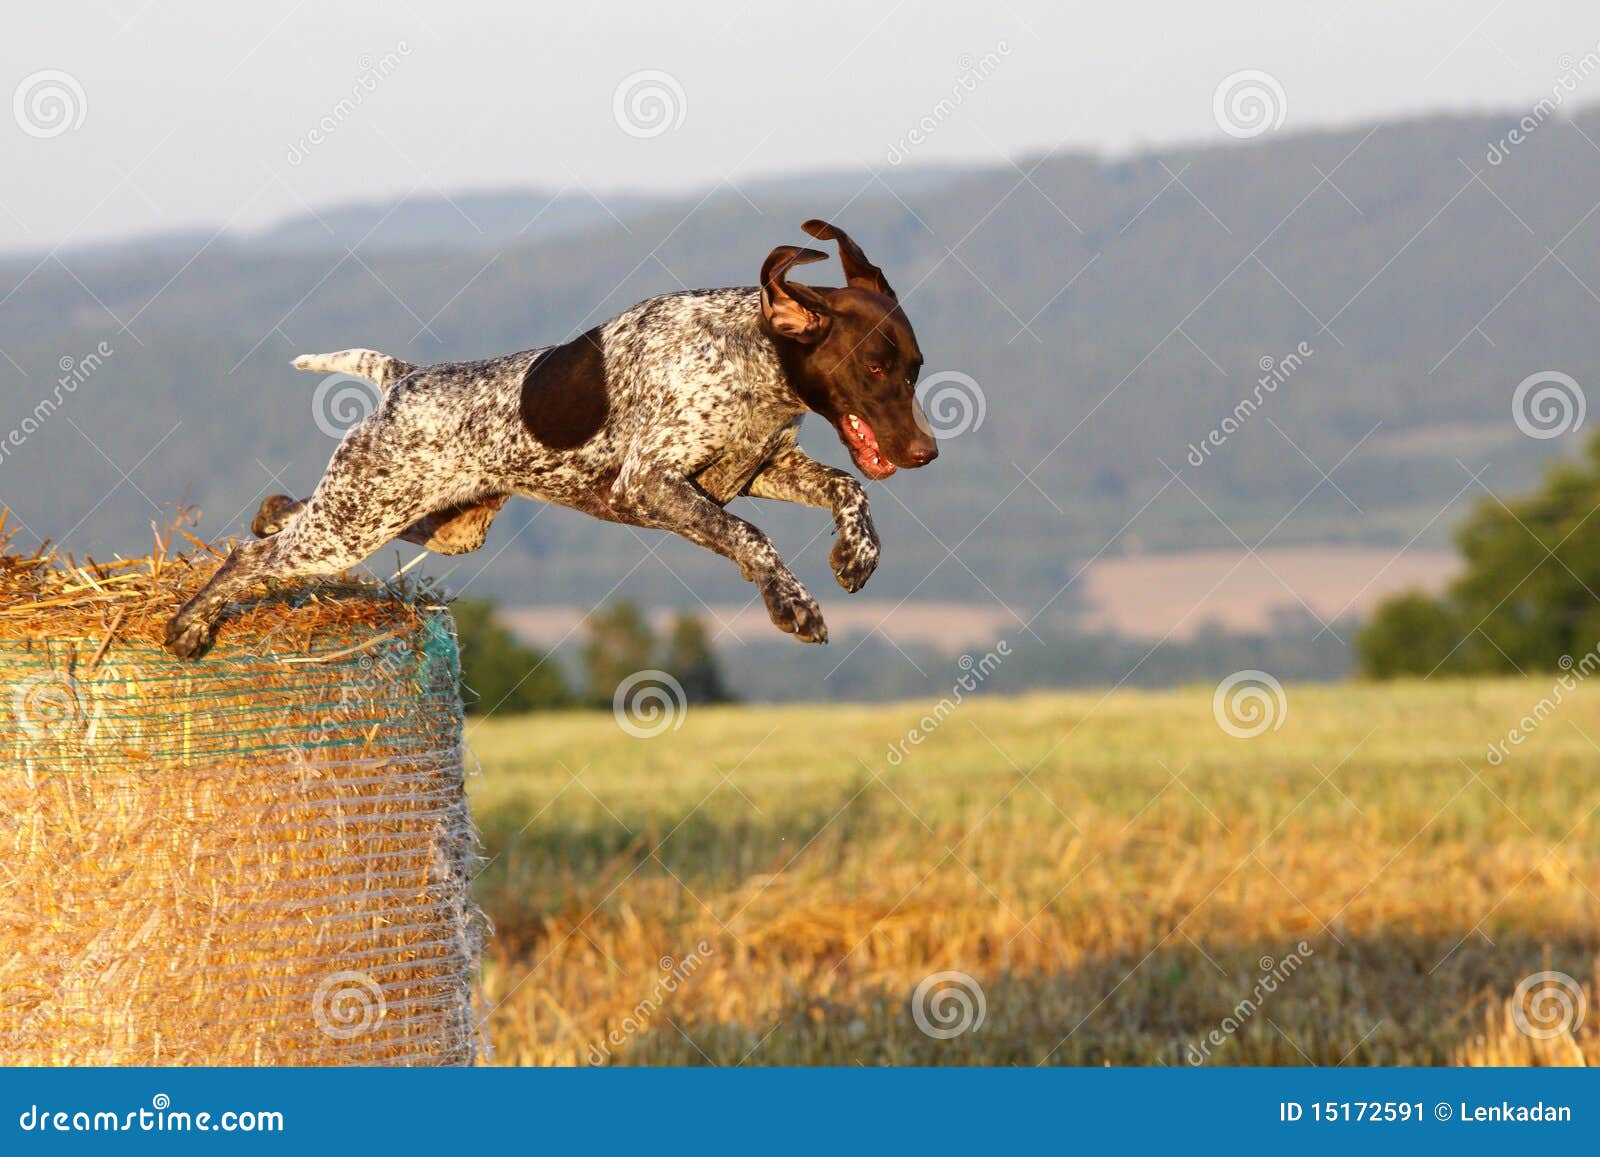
[165,503,419,659]
[181,494,499,659]
[164,536,288,659]
[167,449,443,658]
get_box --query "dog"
[164,220,938,659]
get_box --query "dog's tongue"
[841,414,897,480]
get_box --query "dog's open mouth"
[839,413,898,480]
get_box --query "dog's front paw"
[758,573,828,643]
[163,615,216,660]
[830,529,879,593]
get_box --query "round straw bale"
[0,529,484,1065]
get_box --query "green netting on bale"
[0,589,486,1066]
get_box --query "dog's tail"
[291,348,416,390]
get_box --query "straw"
[0,512,484,1065]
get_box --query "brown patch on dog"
[400,494,509,555]
[520,328,609,449]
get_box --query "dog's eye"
[866,364,885,377]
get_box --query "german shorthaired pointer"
[164,220,938,658]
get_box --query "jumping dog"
[165,220,938,658]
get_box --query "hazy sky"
[3,1,1597,252]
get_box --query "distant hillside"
[247,188,669,254]
[2,107,1596,617]
[245,170,965,255]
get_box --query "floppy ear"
[802,219,896,300]
[760,245,832,342]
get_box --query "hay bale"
[0,518,484,1065]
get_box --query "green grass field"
[465,678,1600,1066]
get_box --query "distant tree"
[580,601,657,706]
[1359,432,1600,677]
[662,611,735,704]
[452,598,572,714]
[1356,592,1465,679]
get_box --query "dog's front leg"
[745,447,879,593]
[611,471,828,643]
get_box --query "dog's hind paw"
[830,530,879,593]
[163,615,216,660]
[758,574,828,644]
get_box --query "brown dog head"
[759,220,938,480]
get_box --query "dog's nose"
[904,437,939,466]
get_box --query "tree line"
[1360,433,1600,678]
[453,598,732,714]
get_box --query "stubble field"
[466,678,1600,1066]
